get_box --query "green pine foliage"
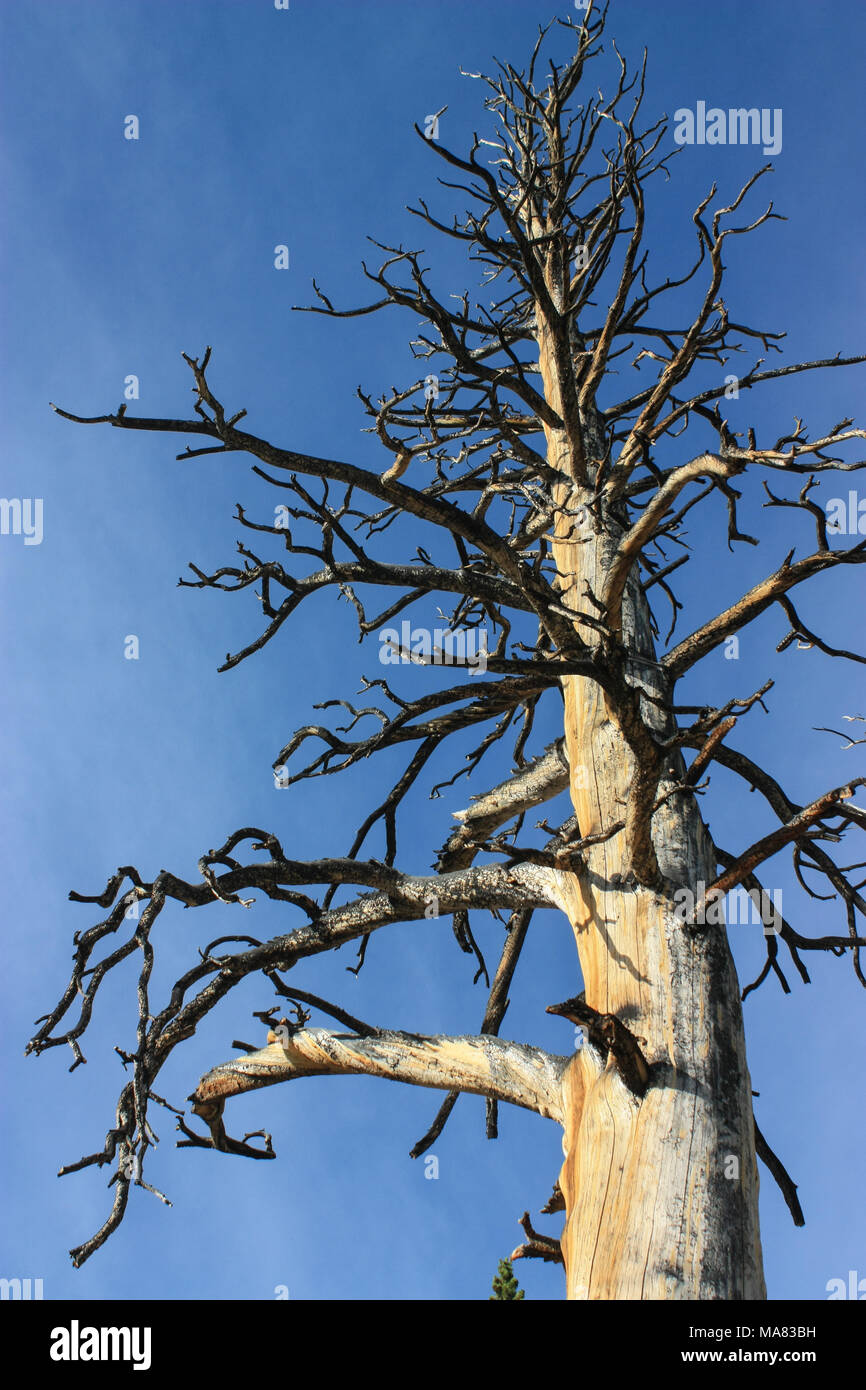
[490,1257,525,1299]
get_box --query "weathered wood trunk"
[536,315,765,1299]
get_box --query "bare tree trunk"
[545,399,765,1298]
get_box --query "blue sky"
[1,0,864,1302]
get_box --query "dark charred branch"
[546,995,650,1097]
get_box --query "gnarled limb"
[437,738,570,870]
[190,1027,570,1135]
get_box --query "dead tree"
[31,5,866,1299]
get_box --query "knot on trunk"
[547,994,650,1097]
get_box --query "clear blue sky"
[1,0,864,1301]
